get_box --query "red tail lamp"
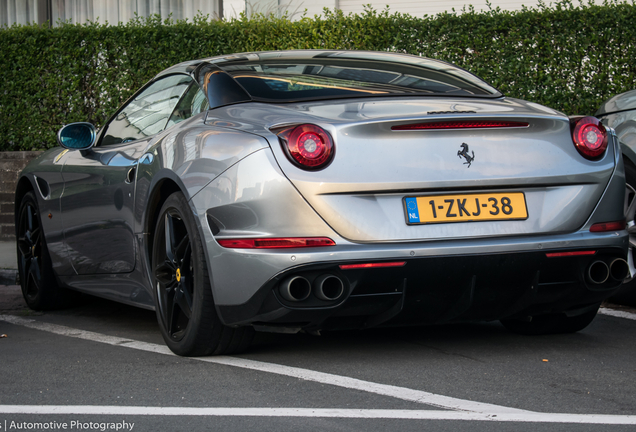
[275,124,334,170]
[570,116,608,160]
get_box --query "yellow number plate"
[404,192,528,224]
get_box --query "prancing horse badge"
[457,143,475,168]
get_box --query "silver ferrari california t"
[15,50,629,356]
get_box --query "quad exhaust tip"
[609,258,629,281]
[279,276,311,302]
[278,274,345,302]
[313,274,345,301]
[587,260,609,284]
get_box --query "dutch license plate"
[404,192,528,225]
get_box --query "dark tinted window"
[166,83,209,128]
[217,52,500,101]
[101,75,191,146]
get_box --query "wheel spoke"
[154,262,176,285]
[17,237,32,258]
[167,294,178,336]
[164,214,177,264]
[174,234,190,263]
[25,257,41,298]
[174,285,192,319]
[167,294,187,339]
[30,227,41,247]
[26,205,34,232]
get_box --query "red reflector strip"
[546,251,596,258]
[218,237,336,249]
[391,121,529,131]
[339,261,406,270]
[590,221,626,232]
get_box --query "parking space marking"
[0,406,636,425]
[599,307,636,321]
[2,313,636,425]
[0,314,525,414]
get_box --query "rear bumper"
[189,139,628,329]
[215,235,627,328]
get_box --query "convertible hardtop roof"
[156,50,469,77]
[155,50,502,103]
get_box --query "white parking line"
[0,314,524,414]
[2,313,636,425]
[0,406,635,425]
[599,307,636,320]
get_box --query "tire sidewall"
[17,191,56,309]
[151,192,215,355]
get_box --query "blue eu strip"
[405,197,420,223]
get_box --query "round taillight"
[571,116,608,160]
[279,124,334,170]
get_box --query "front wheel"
[152,192,253,356]
[500,304,600,335]
[16,191,77,310]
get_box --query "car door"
[60,74,194,275]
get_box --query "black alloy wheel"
[152,192,253,356]
[154,208,194,342]
[17,191,75,310]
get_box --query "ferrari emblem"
[457,143,475,168]
[176,268,181,282]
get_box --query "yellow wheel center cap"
[176,268,181,282]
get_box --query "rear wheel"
[500,304,600,335]
[152,192,253,356]
[16,191,76,310]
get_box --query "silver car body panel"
[206,97,615,242]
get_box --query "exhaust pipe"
[587,260,610,284]
[314,274,344,301]
[279,276,311,302]
[609,258,629,281]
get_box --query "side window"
[166,83,210,129]
[100,75,192,146]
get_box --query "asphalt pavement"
[2,241,636,432]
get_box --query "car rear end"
[190,51,628,332]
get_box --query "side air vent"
[35,176,50,199]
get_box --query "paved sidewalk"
[0,240,17,285]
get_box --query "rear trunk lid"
[215,97,616,242]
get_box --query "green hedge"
[1,1,635,150]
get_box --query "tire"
[611,160,636,305]
[151,192,253,356]
[500,304,600,335]
[16,191,77,310]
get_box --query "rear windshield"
[217,52,500,102]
